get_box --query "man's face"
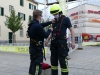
[53,13,59,19]
[38,15,42,20]
[37,15,42,22]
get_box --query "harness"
[51,15,68,50]
[52,15,66,39]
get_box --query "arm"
[36,25,51,38]
[41,19,56,27]
[66,17,75,49]
[46,33,52,42]
[69,27,75,43]
[68,26,75,49]
[45,33,52,46]
[41,21,52,27]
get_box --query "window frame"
[18,12,25,21]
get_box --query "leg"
[33,53,43,75]
[50,46,58,75]
[29,54,36,75]
[29,62,42,75]
[58,47,69,75]
[29,54,33,75]
[29,61,32,75]
[59,57,68,75]
[29,52,43,75]
[35,63,42,75]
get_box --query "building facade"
[67,3,100,42]
[0,0,38,43]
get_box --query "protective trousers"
[29,52,43,75]
[50,39,69,75]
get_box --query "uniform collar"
[28,19,39,26]
[33,19,39,23]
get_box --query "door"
[9,32,12,43]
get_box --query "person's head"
[33,9,42,21]
[50,4,62,19]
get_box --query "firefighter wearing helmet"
[45,4,75,75]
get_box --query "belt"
[52,37,66,40]
[31,39,43,46]
[31,38,46,60]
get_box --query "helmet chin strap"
[57,13,62,21]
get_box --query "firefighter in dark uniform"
[45,4,75,75]
[27,9,55,75]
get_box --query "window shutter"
[1,7,4,16]
[29,3,31,9]
[34,5,36,10]
[24,14,25,20]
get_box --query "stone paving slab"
[0,46,100,75]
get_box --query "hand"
[51,19,56,23]
[71,42,75,49]
[45,41,49,46]
[49,28,53,31]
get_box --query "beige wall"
[0,0,37,42]
[67,3,100,36]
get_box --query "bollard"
[41,68,51,75]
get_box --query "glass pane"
[9,5,13,12]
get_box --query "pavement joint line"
[0,70,14,74]
[69,67,100,71]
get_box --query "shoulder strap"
[53,15,65,29]
[59,16,65,30]
[52,15,65,36]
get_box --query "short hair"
[33,9,42,19]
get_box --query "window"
[28,15,33,23]
[74,21,78,24]
[18,12,25,20]
[75,37,78,43]
[9,5,13,12]
[29,3,33,10]
[29,15,33,21]
[0,7,4,16]
[20,28,23,37]
[74,25,77,28]
[20,0,24,6]
[29,3,36,10]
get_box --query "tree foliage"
[5,9,23,43]
[5,9,23,33]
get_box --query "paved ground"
[0,46,100,75]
